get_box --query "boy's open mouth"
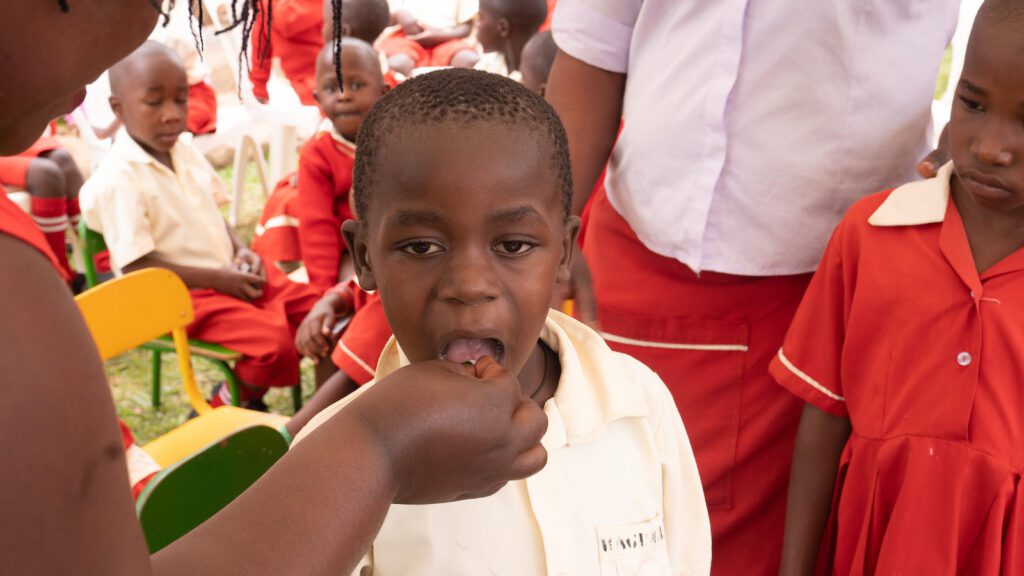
[439,338,505,365]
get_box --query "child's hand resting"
[346,356,548,504]
[295,291,351,362]
[212,268,266,301]
[233,246,265,278]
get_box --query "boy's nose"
[439,253,500,306]
[972,121,1015,166]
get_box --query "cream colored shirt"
[80,130,234,274]
[474,52,523,83]
[295,310,712,575]
[389,0,479,30]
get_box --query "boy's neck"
[519,340,559,407]
[502,34,531,72]
[130,134,175,172]
[951,176,1024,273]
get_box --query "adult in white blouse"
[546,1,959,574]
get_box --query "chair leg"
[151,350,162,408]
[292,382,303,413]
[212,361,243,407]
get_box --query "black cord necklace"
[529,343,551,399]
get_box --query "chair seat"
[142,334,242,362]
[143,406,289,468]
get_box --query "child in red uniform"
[473,0,546,80]
[252,38,387,289]
[377,0,479,78]
[322,0,403,88]
[0,134,85,280]
[249,0,323,105]
[81,42,319,407]
[773,3,1024,573]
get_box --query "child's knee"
[41,149,83,185]
[24,158,67,198]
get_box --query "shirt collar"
[868,161,954,227]
[112,127,189,168]
[373,310,650,449]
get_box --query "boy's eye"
[401,241,443,255]
[350,81,364,90]
[959,95,984,112]
[495,240,534,255]
[144,101,161,107]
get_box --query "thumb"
[321,314,334,336]
[473,355,507,380]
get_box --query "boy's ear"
[557,215,581,285]
[109,95,123,120]
[498,18,511,38]
[342,219,377,291]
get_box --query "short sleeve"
[551,0,641,73]
[331,294,393,385]
[769,222,851,418]
[81,175,156,274]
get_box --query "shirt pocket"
[597,514,672,576]
[598,308,748,511]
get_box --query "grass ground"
[106,160,317,444]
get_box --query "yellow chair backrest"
[75,268,211,414]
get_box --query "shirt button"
[957,351,972,367]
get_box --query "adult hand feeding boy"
[340,355,548,504]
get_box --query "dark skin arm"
[123,255,265,302]
[544,50,626,325]
[2,238,547,576]
[408,21,473,48]
[778,403,852,576]
[284,368,360,438]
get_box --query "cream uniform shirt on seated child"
[387,0,479,30]
[80,129,234,274]
[295,310,712,576]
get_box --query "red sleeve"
[275,0,323,38]
[0,193,71,281]
[295,135,353,293]
[769,214,855,418]
[330,291,392,385]
[248,0,275,100]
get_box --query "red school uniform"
[296,126,357,293]
[252,172,303,265]
[328,278,392,385]
[187,81,218,135]
[770,163,1024,575]
[583,186,811,576]
[377,29,476,69]
[250,0,323,106]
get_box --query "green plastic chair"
[79,221,302,412]
[135,424,289,553]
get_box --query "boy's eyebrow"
[960,79,987,95]
[389,208,446,226]
[488,205,545,224]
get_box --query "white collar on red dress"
[868,161,953,227]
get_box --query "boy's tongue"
[444,338,500,364]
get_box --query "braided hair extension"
[55,1,345,90]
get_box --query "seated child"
[473,0,547,81]
[772,2,1024,573]
[378,0,479,77]
[322,0,403,87]
[293,68,712,574]
[252,38,387,291]
[81,42,320,408]
[249,0,323,105]
[0,134,84,282]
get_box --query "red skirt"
[583,188,811,576]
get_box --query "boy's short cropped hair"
[352,68,573,220]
